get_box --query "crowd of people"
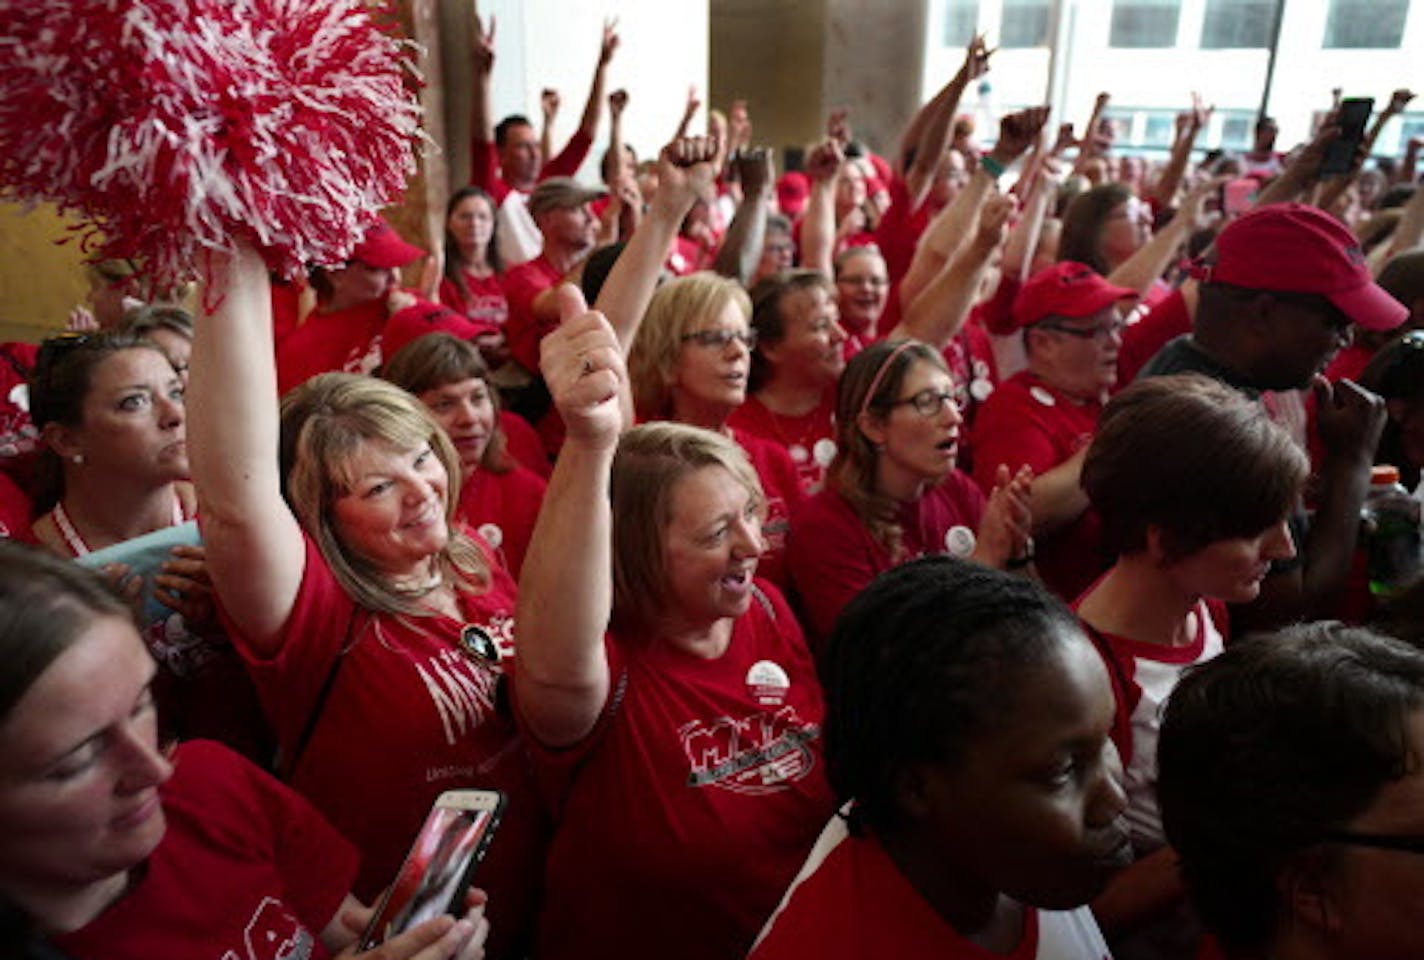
[3,13,1424,960]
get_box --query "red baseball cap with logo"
[776,172,810,219]
[1202,203,1406,332]
[350,218,426,270]
[1009,261,1138,332]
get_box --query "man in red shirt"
[503,178,603,379]
[469,13,619,267]
[970,262,1138,601]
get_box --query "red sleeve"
[1118,288,1190,384]
[503,262,558,373]
[270,278,304,346]
[0,469,33,542]
[787,491,885,647]
[469,138,510,203]
[543,129,593,179]
[873,175,924,285]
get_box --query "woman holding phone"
[186,245,542,959]
[0,542,489,960]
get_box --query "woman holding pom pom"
[188,243,543,960]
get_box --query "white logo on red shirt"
[221,896,314,960]
[415,648,499,746]
[746,659,791,706]
[680,705,820,796]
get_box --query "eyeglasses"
[1269,290,1353,338]
[837,274,888,288]
[1318,830,1424,856]
[884,388,959,417]
[1036,318,1125,341]
[681,328,758,350]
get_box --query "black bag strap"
[279,610,360,781]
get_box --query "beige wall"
[0,203,90,344]
[711,0,925,170]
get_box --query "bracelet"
[1005,537,1035,570]
[980,155,1007,179]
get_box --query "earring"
[71,453,84,465]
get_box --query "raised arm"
[903,36,991,209]
[901,106,1048,308]
[712,147,774,285]
[539,88,560,164]
[188,245,306,653]
[1106,176,1216,296]
[467,5,498,188]
[1151,93,1210,211]
[798,139,844,277]
[1254,117,1339,207]
[893,192,1012,347]
[1317,89,1414,213]
[673,86,701,141]
[575,19,620,143]
[515,287,625,748]
[593,136,718,351]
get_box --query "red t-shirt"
[526,583,836,960]
[788,473,986,644]
[53,740,358,960]
[728,393,839,496]
[499,409,552,477]
[733,427,804,593]
[456,464,547,580]
[751,813,1112,960]
[439,271,509,328]
[221,534,542,959]
[970,372,1110,602]
[274,296,483,397]
[874,175,935,287]
[469,130,593,206]
[502,255,564,375]
[1118,288,1193,386]
[0,468,33,542]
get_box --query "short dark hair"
[1083,374,1308,561]
[1159,622,1424,953]
[820,556,1080,833]
[381,332,511,475]
[494,115,533,148]
[747,269,833,391]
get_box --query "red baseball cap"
[1009,261,1138,332]
[1204,203,1406,332]
[776,172,810,218]
[350,219,426,270]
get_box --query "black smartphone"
[1321,97,1374,177]
[360,789,505,950]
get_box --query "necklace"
[52,494,185,558]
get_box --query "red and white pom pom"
[0,0,422,286]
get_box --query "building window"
[1000,0,1052,48]
[1323,0,1408,48]
[1200,0,1277,49]
[944,0,979,46]
[1110,0,1182,48]
[1218,112,1255,150]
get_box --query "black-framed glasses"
[885,388,958,417]
[1037,318,1126,341]
[1318,830,1424,856]
[1268,290,1353,338]
[681,328,758,350]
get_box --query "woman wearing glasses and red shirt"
[627,273,803,589]
[787,339,1033,645]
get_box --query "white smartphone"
[360,789,505,950]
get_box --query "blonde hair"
[628,273,751,422]
[828,339,947,562]
[611,422,763,631]
[279,373,488,615]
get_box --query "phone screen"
[361,792,504,949]
[1321,97,1374,177]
